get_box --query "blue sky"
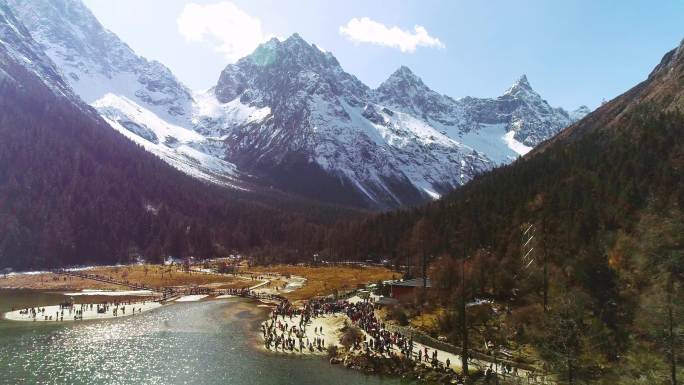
[83,0,684,110]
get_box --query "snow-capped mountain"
[5,0,191,119]
[207,35,588,207]
[4,0,244,189]
[4,0,589,209]
[205,34,494,207]
[0,2,72,99]
[373,65,465,128]
[570,105,592,121]
[467,74,576,147]
[373,68,589,161]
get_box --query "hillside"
[322,40,684,383]
[0,3,350,270]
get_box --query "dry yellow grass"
[1,273,121,291]
[244,264,398,301]
[0,265,250,291]
[410,309,443,335]
[2,264,397,299]
[86,265,250,289]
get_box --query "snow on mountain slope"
[570,105,592,121]
[494,75,575,146]
[5,0,589,209]
[373,65,467,128]
[205,34,497,208]
[192,89,272,137]
[4,0,246,189]
[457,123,527,163]
[349,102,492,198]
[0,2,72,99]
[373,69,587,164]
[93,93,243,189]
[207,34,588,207]
[4,0,192,122]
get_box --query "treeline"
[324,104,684,261]
[320,106,684,383]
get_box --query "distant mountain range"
[3,0,589,209]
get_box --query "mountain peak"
[516,74,530,87]
[379,66,426,92]
[281,33,314,50]
[390,66,421,81]
[265,36,280,45]
[507,74,533,92]
[570,105,591,121]
[502,74,540,99]
[285,33,305,43]
[215,29,369,103]
[395,65,414,75]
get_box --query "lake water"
[0,290,408,385]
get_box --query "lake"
[0,290,409,385]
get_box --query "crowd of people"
[342,301,450,371]
[261,300,330,353]
[260,296,457,375]
[266,296,544,384]
[12,300,150,321]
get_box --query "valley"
[0,1,682,384]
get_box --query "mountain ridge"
[4,0,590,209]
[210,33,589,207]
[532,37,684,155]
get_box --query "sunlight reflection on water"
[0,297,407,385]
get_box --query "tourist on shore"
[260,293,522,382]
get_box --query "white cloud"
[339,17,445,53]
[177,2,269,62]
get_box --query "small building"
[389,278,432,302]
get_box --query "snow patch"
[503,130,533,156]
[175,295,208,302]
[63,290,155,296]
[89,93,249,192]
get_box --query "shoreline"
[254,299,472,384]
[252,297,538,384]
[0,264,538,384]
[258,312,348,356]
[4,299,163,322]
[0,286,263,323]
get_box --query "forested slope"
[0,34,350,269]
[321,40,684,383]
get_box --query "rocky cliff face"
[209,35,588,207]
[207,35,496,208]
